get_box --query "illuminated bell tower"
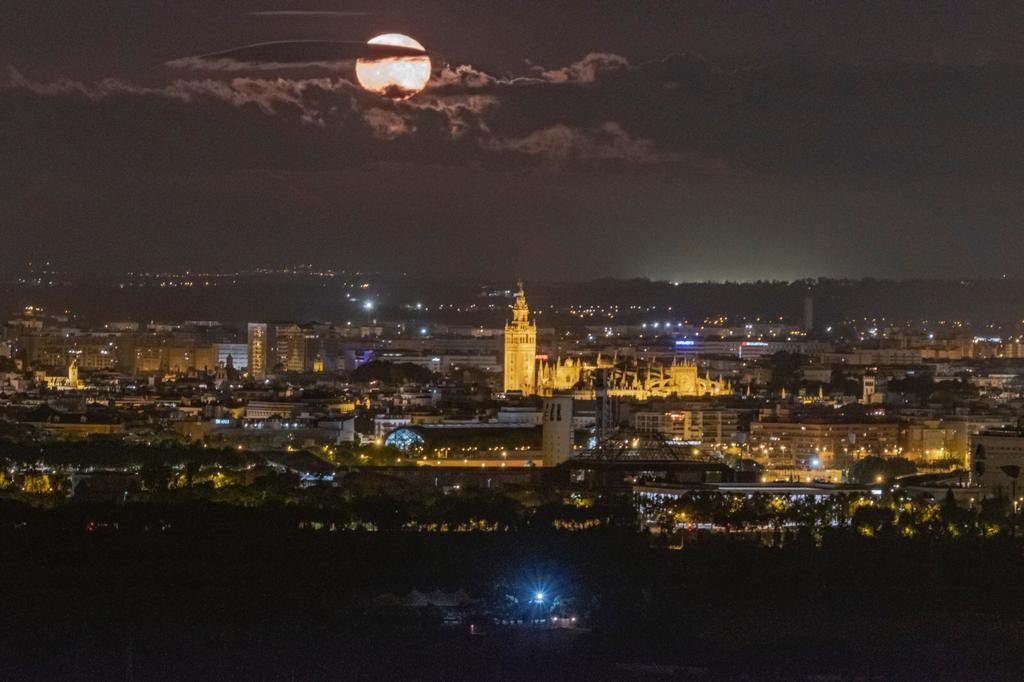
[503,281,537,394]
[68,358,80,389]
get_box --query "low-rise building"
[750,417,900,468]
[970,426,1024,499]
[22,406,125,439]
[633,408,740,446]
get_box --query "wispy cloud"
[165,56,354,72]
[247,10,373,18]
[484,122,678,165]
[29,48,1005,176]
[533,53,630,84]
[362,107,413,139]
[165,41,424,73]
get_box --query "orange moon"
[355,34,431,100]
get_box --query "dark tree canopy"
[850,456,917,484]
[350,361,433,385]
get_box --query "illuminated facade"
[749,419,901,468]
[535,355,729,400]
[42,358,84,391]
[633,407,740,445]
[247,323,270,378]
[503,283,537,393]
[502,282,729,400]
[274,323,309,373]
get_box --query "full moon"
[356,34,431,100]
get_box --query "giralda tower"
[503,281,537,394]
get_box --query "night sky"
[3,1,1024,281]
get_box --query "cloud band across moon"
[246,11,374,18]
[5,49,1024,175]
[168,40,433,72]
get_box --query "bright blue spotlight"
[534,591,545,603]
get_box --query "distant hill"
[2,272,1022,327]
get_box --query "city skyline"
[6,3,1024,677]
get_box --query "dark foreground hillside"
[3,520,1024,680]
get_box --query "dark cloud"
[2,55,685,170]
[7,52,1024,176]
[4,22,1024,280]
[531,53,632,84]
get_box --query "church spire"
[511,280,530,325]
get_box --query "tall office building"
[247,323,271,378]
[273,323,307,373]
[503,282,537,394]
[272,324,324,373]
